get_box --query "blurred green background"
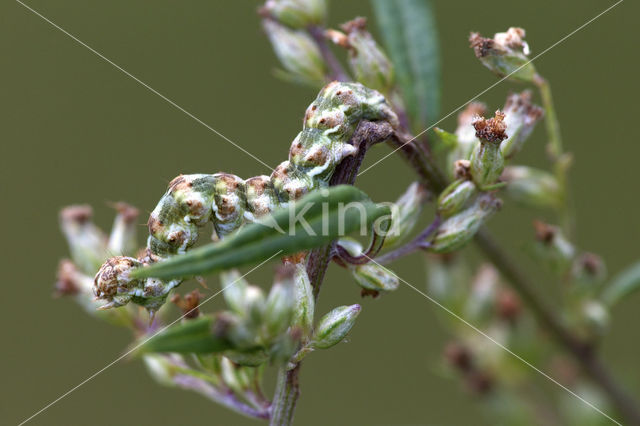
[2,0,638,424]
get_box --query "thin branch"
[375,217,441,265]
[173,374,270,420]
[308,25,350,82]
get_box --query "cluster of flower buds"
[469,27,536,83]
[261,17,327,85]
[57,203,143,326]
[216,265,300,364]
[326,17,394,94]
[261,0,326,29]
[531,221,611,338]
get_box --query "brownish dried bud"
[454,159,472,180]
[60,205,93,224]
[112,202,139,224]
[469,32,496,59]
[171,290,204,319]
[577,253,604,277]
[444,341,473,372]
[473,110,508,143]
[533,220,556,245]
[496,289,521,323]
[55,259,81,296]
[465,370,494,395]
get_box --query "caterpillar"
[94,81,399,312]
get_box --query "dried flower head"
[469,27,536,82]
[473,110,508,143]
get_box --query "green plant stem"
[534,74,573,235]
[270,364,301,426]
[269,121,396,426]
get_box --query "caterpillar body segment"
[93,82,399,312]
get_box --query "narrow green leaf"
[371,0,440,130]
[602,261,640,307]
[136,316,233,355]
[133,185,390,280]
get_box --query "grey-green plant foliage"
[54,1,640,425]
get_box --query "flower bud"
[291,263,314,335]
[426,253,470,306]
[263,265,296,337]
[350,263,399,297]
[447,102,487,177]
[532,220,575,268]
[429,195,502,253]
[580,300,609,336]
[444,341,473,372]
[469,27,536,83]
[437,179,477,218]
[143,354,179,387]
[261,0,326,29]
[496,289,521,323]
[170,289,204,319]
[502,166,560,208]
[220,269,250,315]
[60,205,109,274]
[220,356,252,393]
[339,17,394,94]
[107,202,139,256]
[263,18,327,85]
[500,91,544,159]
[312,304,361,349]
[470,111,507,189]
[571,252,606,286]
[464,264,499,322]
[384,182,428,247]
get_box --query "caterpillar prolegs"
[94,82,399,312]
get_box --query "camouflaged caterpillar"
[94,82,399,312]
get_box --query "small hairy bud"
[384,182,429,247]
[496,289,521,323]
[429,195,502,253]
[107,202,139,256]
[532,220,575,267]
[291,263,314,335]
[500,91,544,158]
[437,179,477,218]
[470,111,507,189]
[60,205,109,274]
[339,17,394,94]
[444,341,473,372]
[263,265,296,337]
[263,18,327,85]
[350,262,399,296]
[501,166,560,208]
[469,27,536,83]
[260,0,326,29]
[312,304,361,349]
